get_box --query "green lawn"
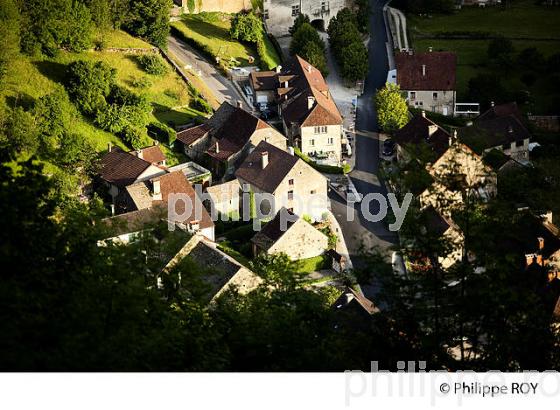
[171,12,281,70]
[408,1,560,114]
[408,0,560,39]
[294,255,329,274]
[1,33,206,155]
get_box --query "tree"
[289,13,310,35]
[137,54,168,75]
[340,41,368,82]
[66,60,116,115]
[375,83,409,133]
[487,36,514,60]
[124,0,172,48]
[466,73,509,110]
[298,40,329,77]
[230,11,263,43]
[289,22,324,57]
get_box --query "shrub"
[147,121,176,146]
[230,11,263,43]
[190,95,213,114]
[66,60,116,116]
[137,54,168,75]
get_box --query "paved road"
[167,34,244,106]
[331,0,398,271]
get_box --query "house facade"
[235,141,328,220]
[395,51,457,116]
[251,209,329,260]
[263,0,353,37]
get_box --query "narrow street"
[330,0,398,273]
[167,34,244,106]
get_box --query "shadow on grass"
[152,102,201,128]
[5,93,35,110]
[32,60,67,85]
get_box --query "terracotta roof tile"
[176,124,210,146]
[99,147,152,187]
[396,51,456,91]
[134,145,166,164]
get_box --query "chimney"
[261,151,269,169]
[275,65,282,74]
[152,179,162,201]
[491,101,495,107]
[449,130,457,147]
[215,142,220,154]
[188,220,200,233]
[284,81,289,88]
[288,146,295,156]
[422,64,426,76]
[136,149,143,160]
[428,46,433,52]
[466,120,473,127]
[107,142,112,152]
[421,110,426,118]
[307,96,315,110]
[154,140,159,146]
[307,65,312,73]
[538,237,545,251]
[542,211,553,225]
[236,100,243,109]
[428,124,438,137]
[110,203,115,216]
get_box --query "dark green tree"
[123,0,172,48]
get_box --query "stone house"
[395,51,457,116]
[458,102,531,163]
[263,0,353,37]
[204,179,242,217]
[421,205,465,269]
[161,233,262,303]
[250,56,343,165]
[251,208,329,260]
[393,111,452,164]
[175,102,287,179]
[99,145,166,201]
[235,140,328,220]
[114,171,215,241]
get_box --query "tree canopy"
[375,83,409,133]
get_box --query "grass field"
[1,32,206,157]
[408,1,560,113]
[171,12,281,70]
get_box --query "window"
[288,190,294,200]
[314,126,320,134]
[292,4,300,16]
[321,1,327,12]
[418,101,423,106]
[310,139,315,146]
[410,91,416,100]
[310,189,316,195]
[288,178,294,186]
[432,92,438,100]
[320,126,327,133]
[516,140,524,147]
[264,10,269,19]
[327,137,334,145]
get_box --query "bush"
[137,54,168,75]
[147,121,176,146]
[66,60,116,116]
[230,11,263,43]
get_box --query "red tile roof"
[176,124,210,146]
[99,147,152,187]
[395,51,456,91]
[135,145,166,164]
[393,114,451,157]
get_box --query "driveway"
[167,34,244,106]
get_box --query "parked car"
[382,138,396,157]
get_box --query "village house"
[109,170,215,241]
[161,233,262,303]
[392,111,452,164]
[175,102,287,179]
[249,56,343,165]
[235,140,328,220]
[421,205,465,269]
[99,145,167,201]
[204,179,242,217]
[419,136,497,213]
[395,50,457,116]
[130,143,167,167]
[251,208,329,260]
[458,102,531,163]
[521,212,560,274]
[263,0,353,37]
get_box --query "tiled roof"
[459,102,531,152]
[235,141,299,193]
[333,287,379,315]
[393,114,451,158]
[125,171,214,229]
[251,209,297,251]
[176,124,210,146]
[99,147,152,187]
[135,145,165,164]
[395,51,456,91]
[279,55,342,127]
[102,204,168,237]
[249,70,278,91]
[423,205,451,237]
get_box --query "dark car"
[382,139,396,156]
